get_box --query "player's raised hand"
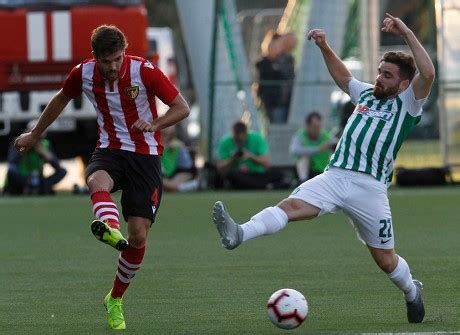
[132,119,156,132]
[15,132,40,154]
[307,29,327,48]
[381,13,411,36]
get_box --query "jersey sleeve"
[348,78,373,105]
[140,61,179,105]
[399,84,428,117]
[62,64,83,99]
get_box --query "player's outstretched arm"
[15,89,71,153]
[307,29,353,94]
[382,13,435,99]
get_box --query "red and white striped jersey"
[62,55,178,155]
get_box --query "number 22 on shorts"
[379,218,392,244]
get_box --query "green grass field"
[1,188,460,334]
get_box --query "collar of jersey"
[93,55,129,83]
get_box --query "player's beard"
[373,83,399,99]
[103,70,118,81]
[98,66,119,81]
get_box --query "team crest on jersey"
[126,86,139,99]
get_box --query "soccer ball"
[267,288,308,330]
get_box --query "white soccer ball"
[267,288,308,330]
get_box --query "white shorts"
[288,167,394,249]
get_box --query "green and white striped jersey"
[329,78,427,185]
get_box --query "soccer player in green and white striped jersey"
[212,14,435,323]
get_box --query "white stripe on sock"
[118,263,139,275]
[116,271,131,284]
[119,256,141,269]
[99,214,119,222]
[95,207,119,218]
[92,201,117,211]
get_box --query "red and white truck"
[0,0,148,160]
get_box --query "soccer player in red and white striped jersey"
[15,25,190,330]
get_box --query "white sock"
[388,255,417,302]
[241,206,288,242]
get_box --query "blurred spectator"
[4,120,66,195]
[255,31,298,124]
[255,30,284,124]
[161,125,199,192]
[276,32,297,122]
[217,121,283,189]
[289,112,335,183]
[166,57,178,87]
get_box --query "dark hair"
[305,111,322,125]
[380,51,416,81]
[91,25,128,58]
[232,121,247,135]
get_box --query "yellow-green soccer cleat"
[104,291,126,330]
[91,220,128,251]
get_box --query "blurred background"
[0,0,459,192]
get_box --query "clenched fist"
[307,29,327,48]
[132,119,157,132]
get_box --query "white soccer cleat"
[212,201,243,250]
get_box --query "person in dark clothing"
[276,32,297,122]
[255,31,285,123]
[4,120,66,195]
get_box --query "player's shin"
[241,206,288,242]
[388,255,417,302]
[91,190,120,229]
[111,244,146,298]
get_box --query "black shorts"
[85,148,162,223]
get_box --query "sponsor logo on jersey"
[356,104,394,121]
[126,85,139,99]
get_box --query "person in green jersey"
[212,13,434,324]
[217,121,282,189]
[289,112,335,182]
[4,120,67,195]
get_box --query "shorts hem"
[122,211,155,223]
[365,241,395,250]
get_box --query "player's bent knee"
[377,258,397,273]
[128,234,147,248]
[277,198,320,221]
[87,170,114,192]
[370,249,397,273]
[127,220,150,248]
